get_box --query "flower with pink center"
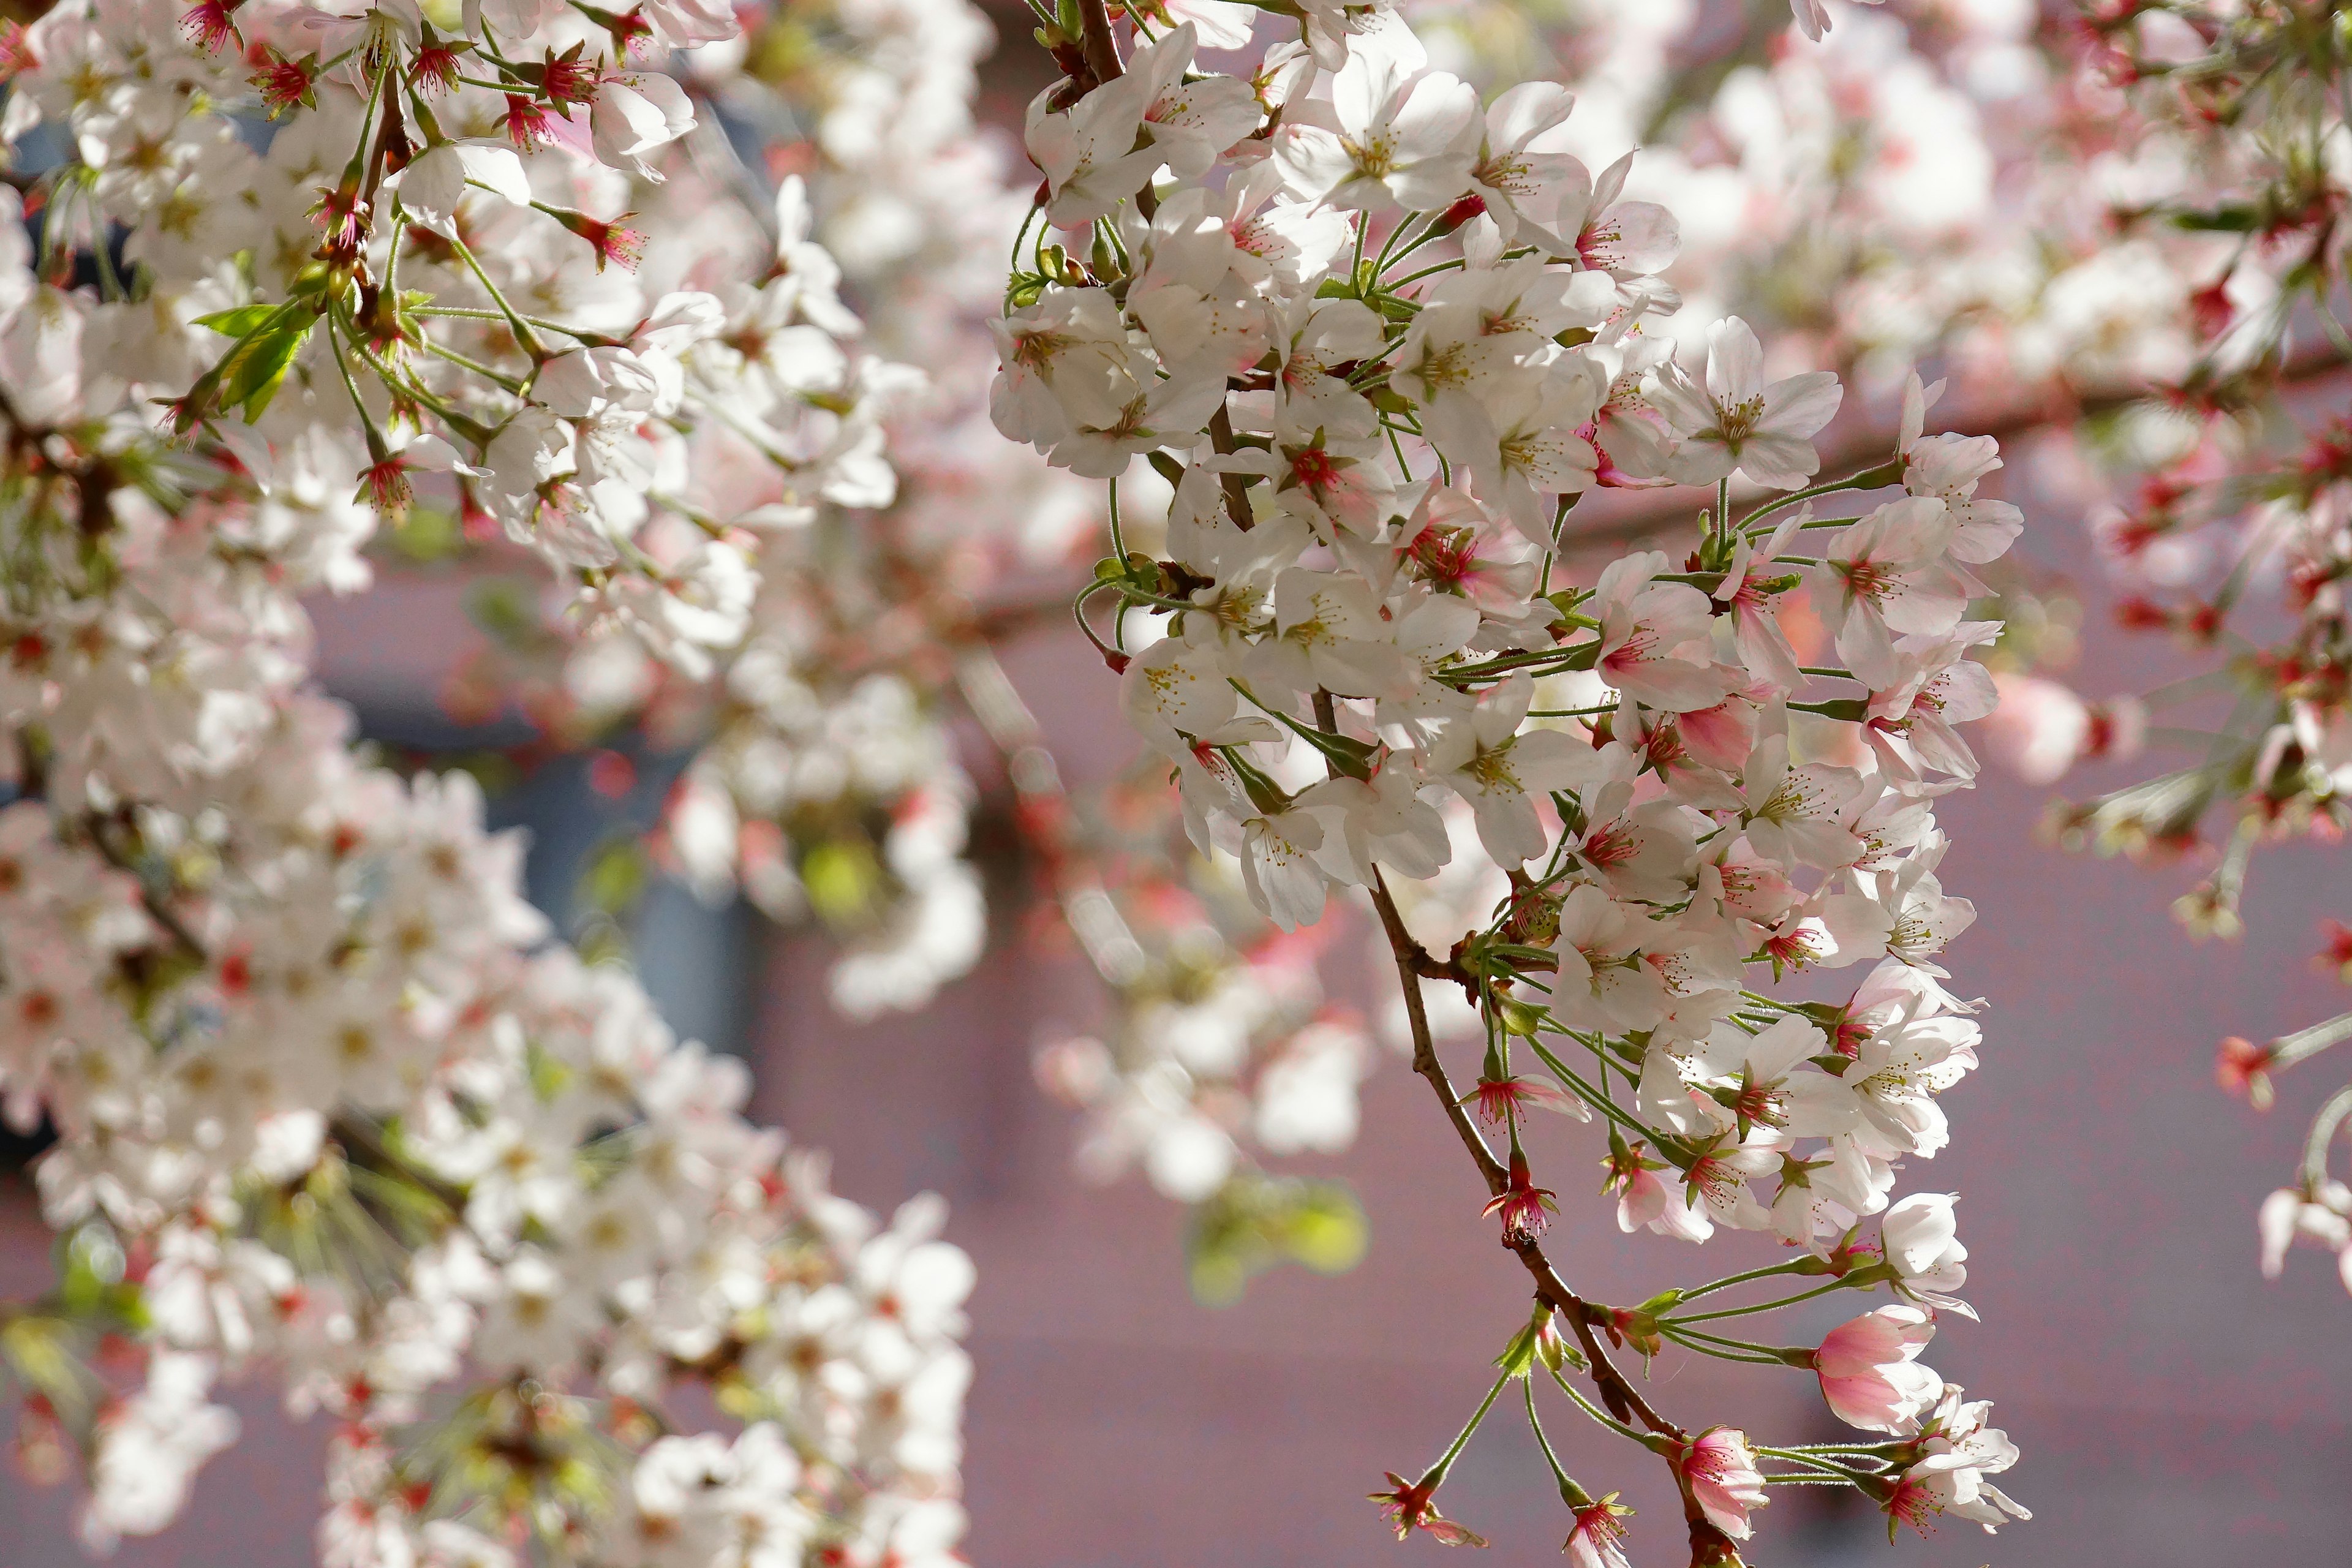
[1678,1133,1779,1235]
[1864,630,2001,785]
[504,94,554,149]
[1226,420,1394,541]
[1368,1472,1488,1547]
[249,53,314,118]
[1813,1306,1940,1433]
[410,30,462,93]
[180,0,241,53]
[1822,496,1970,688]
[1398,486,1540,616]
[1593,550,1738,714]
[1603,1137,1705,1240]
[549,209,647,275]
[1705,840,1798,930]
[310,184,369,252]
[1675,1428,1768,1539]
[1556,151,1679,279]
[530,43,604,109]
[1561,1493,1634,1568]
[1711,514,1808,692]
[1691,1014,1858,1143]
[1483,1150,1558,1242]
[351,435,469,519]
[1652,317,1842,491]
[1458,1074,1587,1125]
[2216,1035,2275,1108]
[1881,1386,2031,1536]
[1755,911,1841,976]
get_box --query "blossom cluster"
[1393,0,2352,1302]
[992,1,2026,1553]
[1868,1,2352,1292]
[621,0,1067,1016]
[0,1,971,1560]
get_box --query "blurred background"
[8,0,2352,1561]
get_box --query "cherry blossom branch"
[1365,867,1748,1566]
[1565,344,2352,553]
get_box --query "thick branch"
[1075,0,1123,86]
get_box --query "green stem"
[1659,1325,1786,1365]
[1737,461,1904,531]
[1419,1367,1512,1487]
[1544,1362,1646,1444]
[1672,1260,1809,1305]
[1070,580,1123,664]
[1523,1376,1594,1507]
[1518,1036,1664,1144]
[412,306,615,345]
[1659,1322,1812,1362]
[2272,1012,2352,1074]
[445,233,548,362]
[420,337,527,394]
[1666,1280,1847,1324]
[2302,1083,2352,1186]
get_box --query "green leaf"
[576,833,649,920]
[1292,721,1377,781]
[1185,1173,1367,1306]
[1282,1183,1368,1274]
[194,304,285,337]
[215,317,315,423]
[2170,205,2259,233]
[388,504,462,564]
[464,576,544,647]
[802,837,884,929]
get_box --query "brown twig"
[1321,663,1739,1559]
[329,1112,467,1215]
[1074,0,1123,86]
[1207,405,1257,532]
[81,813,209,965]
[1363,867,1741,1564]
